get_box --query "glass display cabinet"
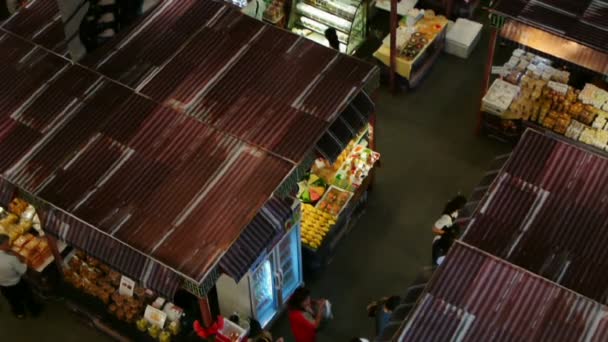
[289,0,368,54]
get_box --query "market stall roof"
[462,129,608,304]
[0,0,377,296]
[76,0,377,163]
[500,20,608,75]
[492,0,608,54]
[1,0,68,56]
[393,242,608,341]
[0,37,292,292]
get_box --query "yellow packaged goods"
[9,198,28,216]
[0,213,19,226]
[554,115,571,135]
[12,234,33,248]
[23,238,40,251]
[300,204,336,249]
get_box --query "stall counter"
[373,14,447,81]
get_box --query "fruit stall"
[297,125,379,272]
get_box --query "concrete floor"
[270,20,509,341]
[1,15,508,342]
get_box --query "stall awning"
[0,0,378,296]
[492,0,608,54]
[463,129,608,304]
[499,20,608,75]
[315,91,374,162]
[219,197,296,281]
[393,242,608,341]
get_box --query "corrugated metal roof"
[76,0,377,163]
[395,242,608,342]
[492,0,608,54]
[0,0,377,290]
[219,196,295,280]
[0,39,295,287]
[1,0,68,56]
[500,20,608,75]
[463,129,608,304]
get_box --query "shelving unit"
[289,0,368,55]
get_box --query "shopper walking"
[248,318,285,342]
[366,295,400,336]
[432,195,467,240]
[0,234,40,319]
[324,28,340,51]
[432,226,457,266]
[287,287,326,342]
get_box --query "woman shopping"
[287,287,327,342]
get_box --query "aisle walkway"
[271,22,508,341]
[1,17,508,342]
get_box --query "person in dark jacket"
[324,28,340,51]
[432,225,458,266]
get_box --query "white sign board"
[118,275,135,297]
[144,305,168,328]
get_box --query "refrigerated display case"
[251,257,277,326]
[288,0,368,54]
[277,225,302,303]
[216,224,303,329]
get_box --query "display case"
[251,258,278,327]
[288,0,368,54]
[276,224,303,303]
[216,224,303,329]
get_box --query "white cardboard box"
[482,79,520,116]
[445,18,483,58]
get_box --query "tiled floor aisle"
[2,16,508,342]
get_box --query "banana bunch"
[300,204,336,250]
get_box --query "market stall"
[296,122,380,272]
[1,1,380,340]
[215,197,303,329]
[373,9,448,88]
[0,196,66,297]
[477,0,608,144]
[287,0,369,54]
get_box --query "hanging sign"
[490,13,506,29]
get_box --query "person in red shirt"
[287,287,325,342]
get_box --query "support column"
[445,0,454,18]
[476,27,498,135]
[198,297,214,328]
[389,0,398,93]
[46,235,63,271]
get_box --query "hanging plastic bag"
[322,300,334,320]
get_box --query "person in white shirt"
[432,195,467,240]
[0,234,40,318]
